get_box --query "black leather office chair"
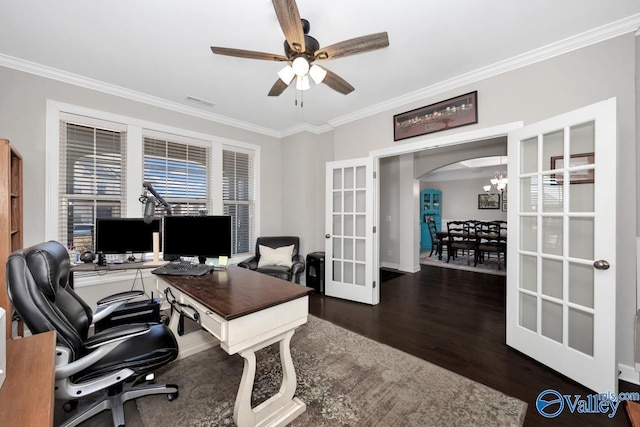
[237,236,305,283]
[6,240,179,427]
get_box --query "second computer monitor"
[163,215,232,262]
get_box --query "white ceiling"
[2,1,639,136]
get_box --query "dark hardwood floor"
[309,264,637,427]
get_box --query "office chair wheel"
[167,390,179,401]
[63,400,78,412]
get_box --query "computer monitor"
[94,218,161,255]
[163,215,232,262]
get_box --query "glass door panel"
[568,308,594,356]
[541,258,562,299]
[520,137,538,174]
[568,217,594,260]
[541,300,563,343]
[520,176,538,213]
[541,217,563,255]
[520,254,537,292]
[568,262,594,308]
[520,217,537,252]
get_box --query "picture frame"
[478,193,500,210]
[393,91,478,141]
[550,152,595,184]
[501,201,508,212]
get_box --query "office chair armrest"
[54,324,149,380]
[93,290,146,324]
[291,260,305,275]
[85,323,150,349]
[96,290,145,306]
[237,256,258,270]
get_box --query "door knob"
[325,234,331,239]
[593,260,610,270]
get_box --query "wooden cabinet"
[420,189,442,250]
[0,139,23,339]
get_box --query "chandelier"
[483,157,508,193]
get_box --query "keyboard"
[151,262,213,276]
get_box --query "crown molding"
[0,53,282,138]
[329,13,640,128]
[280,122,334,137]
[2,13,638,138]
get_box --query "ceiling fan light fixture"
[292,56,310,77]
[277,65,295,84]
[296,75,310,91]
[309,64,327,84]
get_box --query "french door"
[506,98,617,393]
[324,157,378,305]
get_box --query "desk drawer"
[182,292,225,342]
[159,283,225,342]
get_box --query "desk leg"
[234,329,306,427]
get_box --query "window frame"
[46,101,260,268]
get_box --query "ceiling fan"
[210,0,389,98]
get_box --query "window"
[59,121,126,252]
[49,103,259,261]
[223,149,255,255]
[143,137,210,215]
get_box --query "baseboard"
[620,362,640,385]
[380,261,400,270]
[380,261,420,273]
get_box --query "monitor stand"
[143,231,168,266]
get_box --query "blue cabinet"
[420,189,442,250]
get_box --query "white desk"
[156,266,312,427]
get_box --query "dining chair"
[447,221,476,265]
[426,218,443,258]
[474,221,507,270]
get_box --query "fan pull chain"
[294,88,304,108]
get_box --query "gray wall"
[421,179,508,226]
[0,66,284,248]
[0,32,637,379]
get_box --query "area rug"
[137,316,526,426]
[420,253,506,276]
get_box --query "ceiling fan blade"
[322,69,355,95]
[210,46,288,62]
[272,0,305,53]
[268,78,290,96]
[314,32,389,61]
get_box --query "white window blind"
[223,149,255,255]
[59,121,126,252]
[143,137,210,216]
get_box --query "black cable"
[163,287,201,328]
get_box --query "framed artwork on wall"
[393,91,478,141]
[478,193,500,209]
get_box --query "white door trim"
[370,122,523,159]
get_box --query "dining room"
[378,135,508,275]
